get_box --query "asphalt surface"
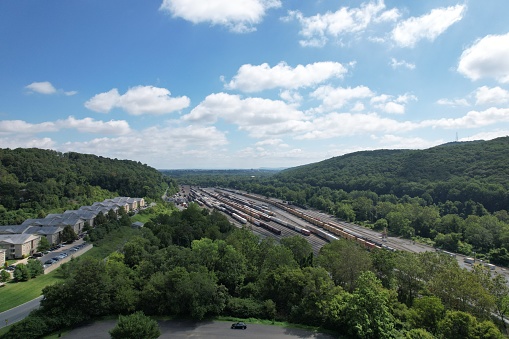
[63,319,336,339]
[0,296,42,329]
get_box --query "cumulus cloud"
[370,93,417,114]
[392,4,465,47]
[255,138,289,147]
[390,58,415,70]
[0,137,56,149]
[0,116,130,137]
[224,61,348,92]
[25,81,57,94]
[183,92,310,138]
[279,90,303,104]
[25,81,77,96]
[458,33,509,83]
[159,0,281,33]
[183,92,306,125]
[284,0,399,47]
[311,85,373,111]
[56,116,131,135]
[85,86,190,115]
[421,107,509,129]
[297,112,417,139]
[475,86,509,105]
[0,120,57,135]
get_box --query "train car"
[259,221,282,235]
[232,213,247,224]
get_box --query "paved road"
[0,295,42,329]
[63,319,335,339]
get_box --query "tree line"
[4,203,507,338]
[0,148,178,225]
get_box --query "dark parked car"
[44,260,54,265]
[231,322,247,329]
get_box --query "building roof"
[0,225,29,234]
[0,233,40,245]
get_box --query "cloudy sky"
[1,0,509,169]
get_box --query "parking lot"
[39,240,88,268]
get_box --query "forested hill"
[0,148,177,224]
[276,137,509,212]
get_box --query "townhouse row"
[0,197,145,262]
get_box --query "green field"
[0,272,63,313]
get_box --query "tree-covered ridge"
[276,137,509,212]
[0,148,178,224]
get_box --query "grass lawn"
[0,272,63,313]
[82,226,141,261]
[0,224,149,313]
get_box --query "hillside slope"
[276,137,509,211]
[0,148,176,224]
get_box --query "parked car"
[33,252,43,257]
[44,260,54,265]
[231,322,247,330]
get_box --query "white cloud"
[25,81,57,95]
[183,92,310,138]
[159,0,281,33]
[458,33,509,83]
[85,89,120,113]
[382,102,405,114]
[370,93,416,114]
[421,107,509,129]
[390,58,415,70]
[0,116,130,136]
[373,134,444,149]
[56,116,131,135]
[85,86,190,115]
[285,0,399,47]
[255,138,288,147]
[311,85,373,111]
[0,137,56,149]
[224,61,347,92]
[25,81,78,96]
[279,90,303,104]
[297,112,418,140]
[0,120,57,135]
[475,86,509,106]
[183,92,306,125]
[392,4,465,47]
[436,98,470,107]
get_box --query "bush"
[13,264,30,282]
[224,298,274,319]
[109,311,160,339]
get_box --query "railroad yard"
[181,185,430,255]
[175,185,509,281]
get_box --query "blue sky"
[1,0,509,169]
